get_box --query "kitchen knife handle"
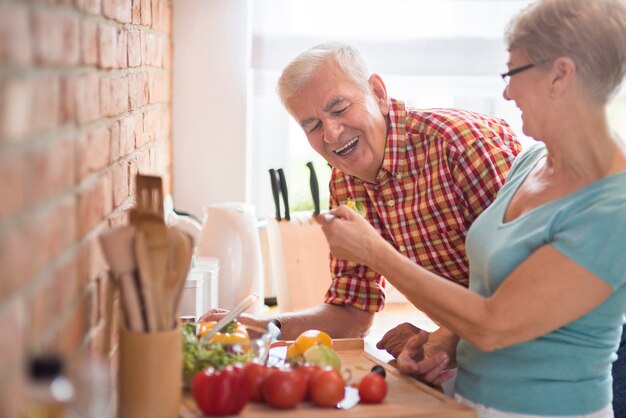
[268,169,282,221]
[306,161,320,216]
[277,168,290,221]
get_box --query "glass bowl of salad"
[182,320,272,385]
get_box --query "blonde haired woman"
[320,0,626,416]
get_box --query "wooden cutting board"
[179,338,475,417]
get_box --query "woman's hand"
[395,331,455,387]
[317,205,384,266]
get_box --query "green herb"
[181,322,254,383]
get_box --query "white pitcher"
[198,202,264,314]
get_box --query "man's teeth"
[334,137,359,156]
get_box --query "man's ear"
[369,74,389,114]
[550,57,576,98]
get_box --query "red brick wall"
[0,0,172,415]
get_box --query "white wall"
[172,0,252,219]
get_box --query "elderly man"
[202,42,521,384]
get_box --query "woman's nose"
[502,85,511,101]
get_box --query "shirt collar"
[372,98,408,185]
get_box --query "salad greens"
[182,322,255,382]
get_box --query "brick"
[102,165,113,215]
[140,0,151,26]
[0,154,24,220]
[110,75,129,115]
[127,29,141,67]
[26,277,55,348]
[117,28,128,69]
[0,77,33,143]
[56,293,89,356]
[33,9,80,66]
[77,126,111,178]
[98,23,117,69]
[103,0,132,24]
[0,298,25,418]
[128,158,139,196]
[145,32,162,67]
[141,108,154,144]
[80,20,99,66]
[78,178,107,237]
[128,71,148,110]
[139,31,148,66]
[133,112,145,147]
[0,3,33,67]
[62,76,77,124]
[52,255,79,317]
[75,72,100,124]
[151,0,159,30]
[111,161,129,207]
[119,114,136,155]
[109,120,121,161]
[30,197,77,281]
[25,136,75,206]
[162,1,171,34]
[32,76,61,134]
[132,0,141,24]
[76,0,102,15]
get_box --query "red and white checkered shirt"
[325,99,522,312]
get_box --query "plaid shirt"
[325,99,521,312]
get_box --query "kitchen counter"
[179,337,474,417]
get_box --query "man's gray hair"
[277,42,371,107]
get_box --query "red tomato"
[262,369,307,409]
[358,372,387,404]
[242,362,275,402]
[294,364,321,400]
[309,368,345,408]
[191,365,250,416]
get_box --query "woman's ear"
[550,57,576,98]
[369,73,389,114]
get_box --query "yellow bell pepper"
[196,320,250,344]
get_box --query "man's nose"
[323,119,343,143]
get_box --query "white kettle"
[198,202,264,314]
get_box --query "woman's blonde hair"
[505,0,626,103]
[277,42,371,107]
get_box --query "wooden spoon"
[163,228,194,329]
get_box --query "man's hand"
[197,303,374,340]
[376,322,423,358]
[197,309,270,329]
[395,330,455,387]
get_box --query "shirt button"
[387,199,395,207]
[399,245,406,252]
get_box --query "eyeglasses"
[500,63,536,85]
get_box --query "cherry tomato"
[242,362,275,403]
[191,365,249,416]
[262,369,307,409]
[294,364,321,400]
[358,372,387,404]
[309,368,345,408]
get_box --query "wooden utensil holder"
[118,324,182,418]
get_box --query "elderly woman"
[319,0,626,416]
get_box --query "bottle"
[23,355,74,418]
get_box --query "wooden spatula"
[131,175,169,331]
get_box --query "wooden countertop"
[179,338,474,417]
